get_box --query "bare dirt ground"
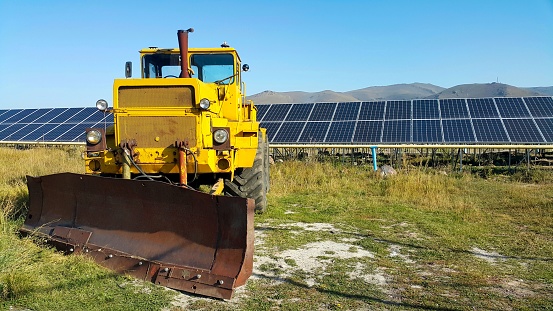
[164,221,550,310]
[165,222,380,309]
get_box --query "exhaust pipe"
[178,28,194,78]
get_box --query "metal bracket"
[115,139,139,164]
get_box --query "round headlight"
[213,129,229,144]
[96,99,108,111]
[86,130,102,145]
[199,98,211,110]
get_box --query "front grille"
[118,116,197,148]
[118,86,195,108]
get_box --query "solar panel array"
[259,97,553,144]
[0,108,112,142]
[1,96,552,145]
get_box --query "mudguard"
[20,173,254,300]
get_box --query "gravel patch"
[470,247,508,263]
[253,222,380,287]
[388,244,415,264]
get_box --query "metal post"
[122,151,131,179]
[508,149,511,173]
[371,146,378,171]
[459,148,463,172]
[526,149,530,170]
[179,148,188,186]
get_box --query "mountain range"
[247,83,553,104]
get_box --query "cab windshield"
[191,54,235,84]
[143,53,235,84]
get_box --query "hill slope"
[524,86,553,96]
[248,83,550,104]
[429,83,542,99]
[248,83,445,104]
[347,83,445,101]
[247,90,358,104]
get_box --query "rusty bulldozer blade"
[20,173,254,300]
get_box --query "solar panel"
[0,106,116,142]
[0,109,24,123]
[0,124,11,136]
[298,122,330,143]
[66,108,96,123]
[325,121,356,143]
[41,124,76,141]
[0,124,26,140]
[524,97,553,118]
[413,119,442,143]
[285,104,314,121]
[353,121,382,143]
[0,110,9,119]
[91,115,114,128]
[256,104,271,121]
[442,119,475,143]
[382,120,410,143]
[56,124,93,141]
[7,109,39,123]
[535,119,553,142]
[17,109,52,123]
[413,100,439,119]
[495,97,530,118]
[385,100,411,120]
[502,119,544,143]
[467,98,498,118]
[472,119,509,143]
[260,121,282,143]
[33,108,68,123]
[86,110,112,123]
[272,122,305,143]
[333,102,361,121]
[260,104,291,121]
[358,101,385,120]
[49,108,86,123]
[3,124,44,141]
[309,103,337,121]
[440,99,469,119]
[19,124,60,141]
[2,96,552,145]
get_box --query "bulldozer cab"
[140,49,239,85]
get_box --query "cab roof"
[139,47,241,61]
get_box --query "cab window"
[142,53,235,83]
[143,53,181,78]
[190,54,235,84]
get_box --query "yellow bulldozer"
[20,29,269,300]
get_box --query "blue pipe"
[371,146,378,171]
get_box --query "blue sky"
[0,0,552,109]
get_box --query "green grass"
[250,161,553,310]
[1,148,552,310]
[0,147,175,311]
[0,227,173,311]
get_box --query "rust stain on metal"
[176,140,190,186]
[21,173,254,300]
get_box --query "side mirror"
[242,64,249,72]
[125,61,132,78]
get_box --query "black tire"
[225,133,268,213]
